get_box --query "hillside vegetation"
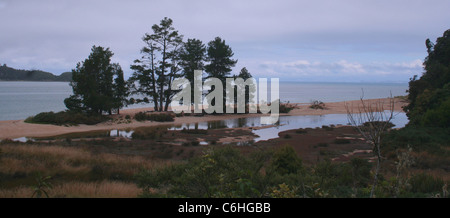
[0,64,71,82]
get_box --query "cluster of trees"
[64,46,128,115]
[67,17,252,115]
[404,29,450,128]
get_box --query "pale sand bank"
[0,98,407,140]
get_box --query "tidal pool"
[12,112,408,143]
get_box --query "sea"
[0,81,409,121]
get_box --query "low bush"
[317,143,329,147]
[322,125,334,131]
[25,111,108,126]
[279,103,297,113]
[409,173,445,195]
[334,138,351,144]
[295,129,307,134]
[131,127,168,140]
[181,129,208,134]
[310,100,326,110]
[134,112,174,122]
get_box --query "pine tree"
[130,17,183,111]
[65,46,128,115]
[204,37,237,111]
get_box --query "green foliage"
[317,143,329,147]
[24,111,108,125]
[382,126,450,155]
[134,112,174,122]
[181,129,208,134]
[334,138,351,144]
[66,46,129,115]
[129,17,183,112]
[135,147,271,198]
[405,29,450,127]
[409,173,444,195]
[131,127,168,140]
[205,37,237,81]
[270,146,303,175]
[133,145,447,198]
[420,97,450,127]
[31,173,53,198]
[295,129,308,134]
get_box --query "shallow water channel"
[15,112,409,143]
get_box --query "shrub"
[409,173,444,194]
[310,100,326,110]
[131,127,167,140]
[134,112,174,122]
[283,134,292,139]
[279,103,297,113]
[134,112,148,121]
[270,146,303,175]
[181,129,208,134]
[295,129,307,134]
[25,111,108,126]
[317,143,329,147]
[322,125,334,131]
[362,121,395,129]
[334,138,351,144]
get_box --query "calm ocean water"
[0,81,408,121]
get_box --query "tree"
[65,45,128,115]
[112,64,129,114]
[204,37,237,111]
[179,38,207,110]
[404,29,450,127]
[237,67,254,104]
[130,17,183,112]
[129,41,160,111]
[179,38,206,83]
[346,96,395,198]
[205,37,237,82]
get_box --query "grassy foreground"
[0,124,448,198]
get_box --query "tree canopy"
[65,46,129,115]
[404,29,450,128]
[130,17,184,112]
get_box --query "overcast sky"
[1,0,449,82]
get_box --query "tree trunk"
[370,142,382,198]
[159,42,167,112]
[150,46,158,112]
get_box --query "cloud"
[0,0,447,81]
[255,59,423,82]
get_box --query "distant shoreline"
[0,97,408,140]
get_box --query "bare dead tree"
[345,93,395,198]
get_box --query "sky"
[0,0,449,83]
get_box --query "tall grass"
[0,181,140,198]
[0,142,165,197]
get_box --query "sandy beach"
[0,97,407,140]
